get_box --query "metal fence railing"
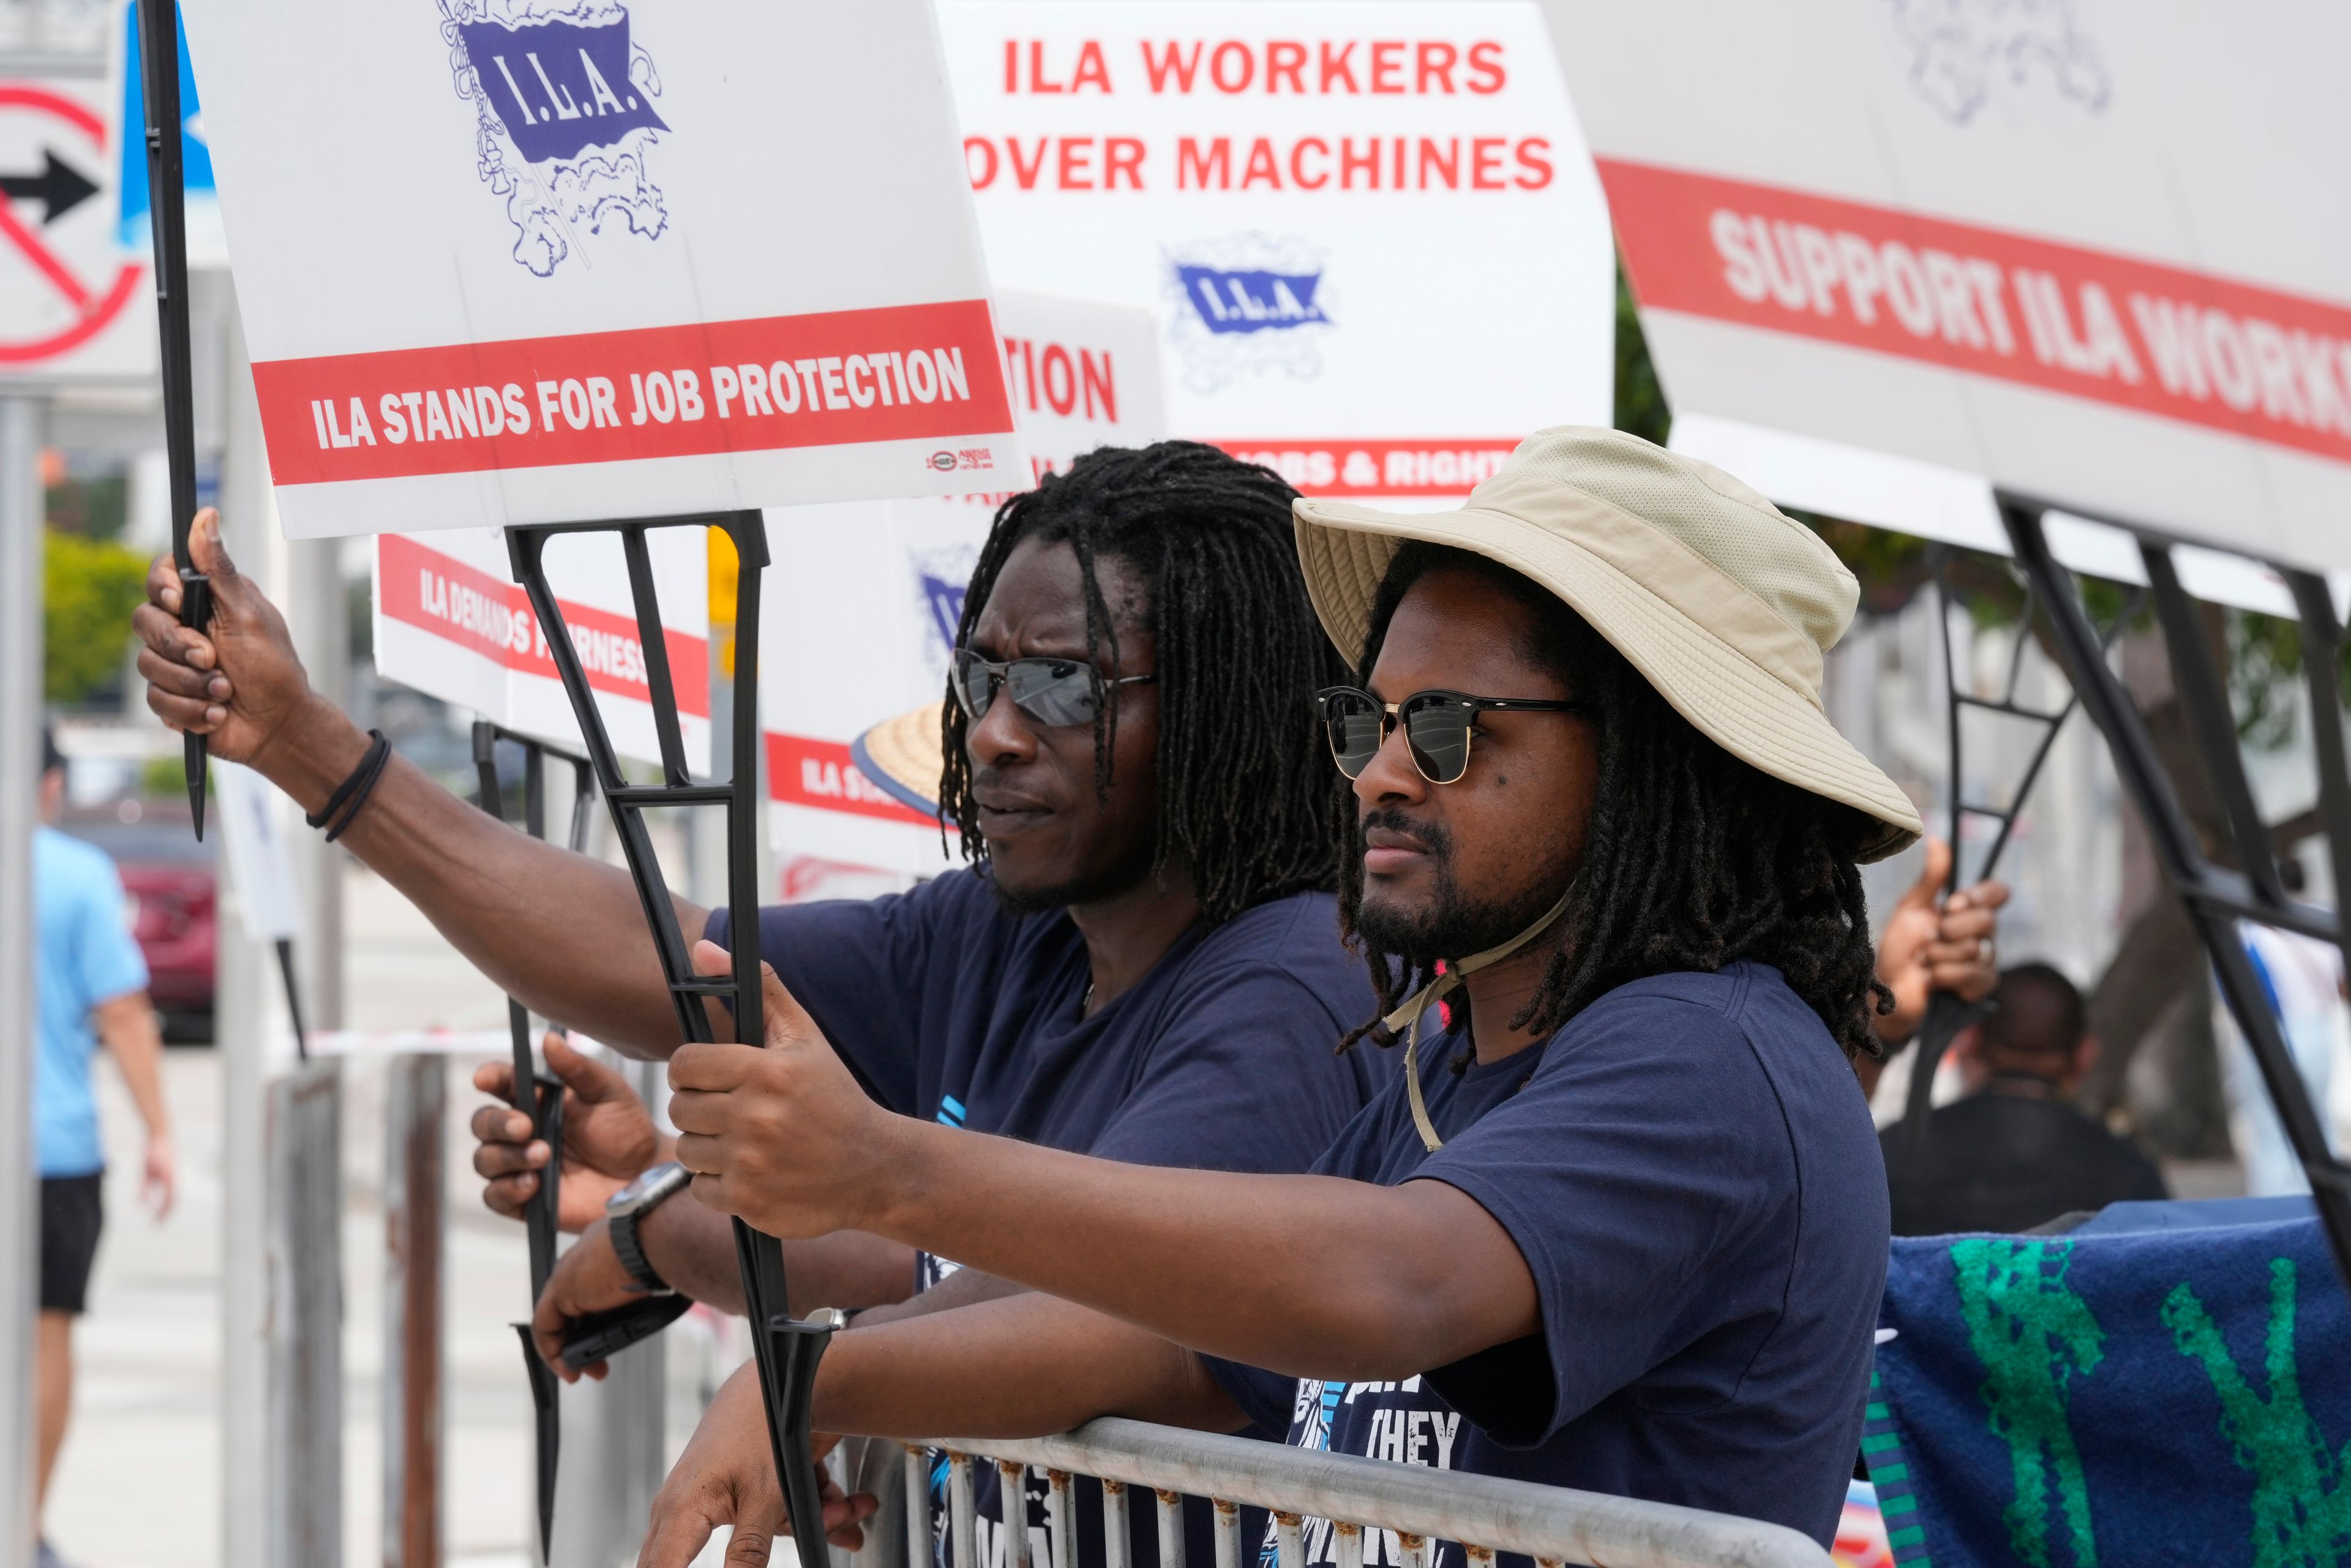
[905,1419,1833,1568]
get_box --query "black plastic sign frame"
[502,511,836,1568]
[1899,563,2140,1155]
[1999,497,2351,1292]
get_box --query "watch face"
[609,1165,662,1212]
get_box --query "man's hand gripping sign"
[668,942,894,1242]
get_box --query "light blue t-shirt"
[36,826,149,1176]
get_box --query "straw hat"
[1291,426,1921,861]
[850,700,947,817]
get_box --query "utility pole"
[284,531,345,1029]
[211,268,271,1568]
[0,392,47,1568]
[212,270,342,1568]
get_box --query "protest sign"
[212,760,301,942]
[937,1,1612,502]
[760,289,1163,885]
[372,522,710,771]
[176,0,1021,538]
[1543,1,2351,571]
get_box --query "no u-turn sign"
[0,75,152,382]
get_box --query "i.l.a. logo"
[440,0,671,277]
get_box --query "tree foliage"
[1613,266,1670,448]
[45,528,148,705]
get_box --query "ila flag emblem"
[442,1,670,276]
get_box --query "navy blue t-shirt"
[706,869,1384,1566]
[1210,962,1888,1556]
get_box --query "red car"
[61,816,217,1043]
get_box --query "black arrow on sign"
[0,150,99,225]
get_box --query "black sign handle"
[133,0,209,838]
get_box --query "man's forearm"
[252,698,711,1056]
[853,1125,1539,1382]
[852,1265,1025,1327]
[95,996,168,1136]
[642,1201,921,1318]
[812,1294,1245,1441]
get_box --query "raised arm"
[133,511,710,1056]
[669,947,1540,1382]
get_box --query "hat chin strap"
[1382,881,1576,1153]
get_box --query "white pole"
[214,278,271,1567]
[0,392,48,1568]
[285,533,344,1029]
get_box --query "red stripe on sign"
[766,732,936,827]
[1211,439,1523,497]
[378,534,709,718]
[253,300,1015,486]
[1599,159,2351,467]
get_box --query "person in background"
[1859,835,2010,1102]
[31,729,176,1568]
[2215,857,2345,1196]
[1881,962,2164,1235]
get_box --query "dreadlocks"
[939,441,1348,926]
[1340,542,1892,1059]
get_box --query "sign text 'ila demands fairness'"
[176,0,1017,537]
[371,523,712,771]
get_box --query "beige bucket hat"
[851,700,947,817]
[1292,426,1921,862]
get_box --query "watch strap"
[609,1206,672,1294]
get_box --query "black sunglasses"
[1316,686,1590,784]
[953,648,1155,728]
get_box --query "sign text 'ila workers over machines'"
[940,4,1616,504]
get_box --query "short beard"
[1349,809,1572,966]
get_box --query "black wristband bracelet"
[306,730,388,830]
[307,729,391,842]
[323,740,392,842]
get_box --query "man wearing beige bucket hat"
[659,428,1942,1550]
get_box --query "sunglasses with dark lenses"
[1316,686,1590,784]
[953,648,1156,729]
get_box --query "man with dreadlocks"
[657,428,1927,1553]
[132,442,1381,1565]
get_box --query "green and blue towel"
[1869,1199,2348,1567]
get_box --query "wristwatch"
[606,1160,692,1293]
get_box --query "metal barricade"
[906,1419,1832,1568]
